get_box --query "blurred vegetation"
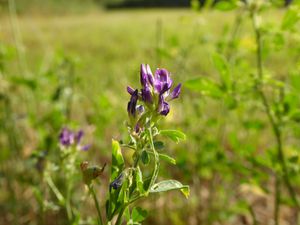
[1,0,300,224]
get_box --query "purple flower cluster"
[59,127,90,151]
[127,64,181,119]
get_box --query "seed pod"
[80,161,106,185]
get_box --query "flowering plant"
[81,64,189,225]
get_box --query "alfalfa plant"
[81,64,189,225]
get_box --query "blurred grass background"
[1,0,300,224]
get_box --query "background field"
[1,1,300,225]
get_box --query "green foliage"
[111,139,125,180]
[150,180,190,198]
[214,0,238,11]
[281,5,300,30]
[159,130,186,143]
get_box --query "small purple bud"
[158,95,170,116]
[127,89,138,118]
[80,144,91,151]
[110,172,125,190]
[127,86,135,95]
[160,101,170,116]
[135,122,142,133]
[170,83,181,100]
[136,105,145,115]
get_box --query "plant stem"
[248,205,258,225]
[45,175,65,205]
[89,184,104,225]
[250,10,300,214]
[274,176,281,225]
[148,127,160,189]
[115,207,126,225]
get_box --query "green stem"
[45,175,65,205]
[250,10,300,212]
[148,127,160,190]
[248,205,258,225]
[274,176,281,225]
[115,207,126,225]
[66,183,73,222]
[89,184,104,225]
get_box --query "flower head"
[126,64,181,134]
[59,127,90,151]
[59,128,75,147]
[128,64,181,117]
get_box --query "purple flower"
[127,89,138,118]
[110,172,125,190]
[59,128,75,147]
[80,144,91,151]
[127,86,135,95]
[158,94,170,116]
[75,130,84,144]
[59,127,90,151]
[154,68,173,94]
[136,105,145,115]
[141,86,153,104]
[127,64,181,118]
[170,83,181,100]
[140,64,153,88]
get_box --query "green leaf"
[160,130,186,143]
[212,53,231,91]
[185,77,223,98]
[141,150,150,165]
[282,6,300,30]
[214,0,237,11]
[150,180,190,198]
[117,177,129,203]
[131,207,148,222]
[159,153,176,165]
[111,139,124,180]
[135,167,145,194]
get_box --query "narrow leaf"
[159,153,176,165]
[111,139,124,180]
[160,130,186,143]
[150,180,190,198]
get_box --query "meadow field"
[1,2,300,225]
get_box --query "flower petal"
[140,64,148,87]
[141,86,153,104]
[170,83,181,100]
[127,86,135,95]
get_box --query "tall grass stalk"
[250,8,300,224]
